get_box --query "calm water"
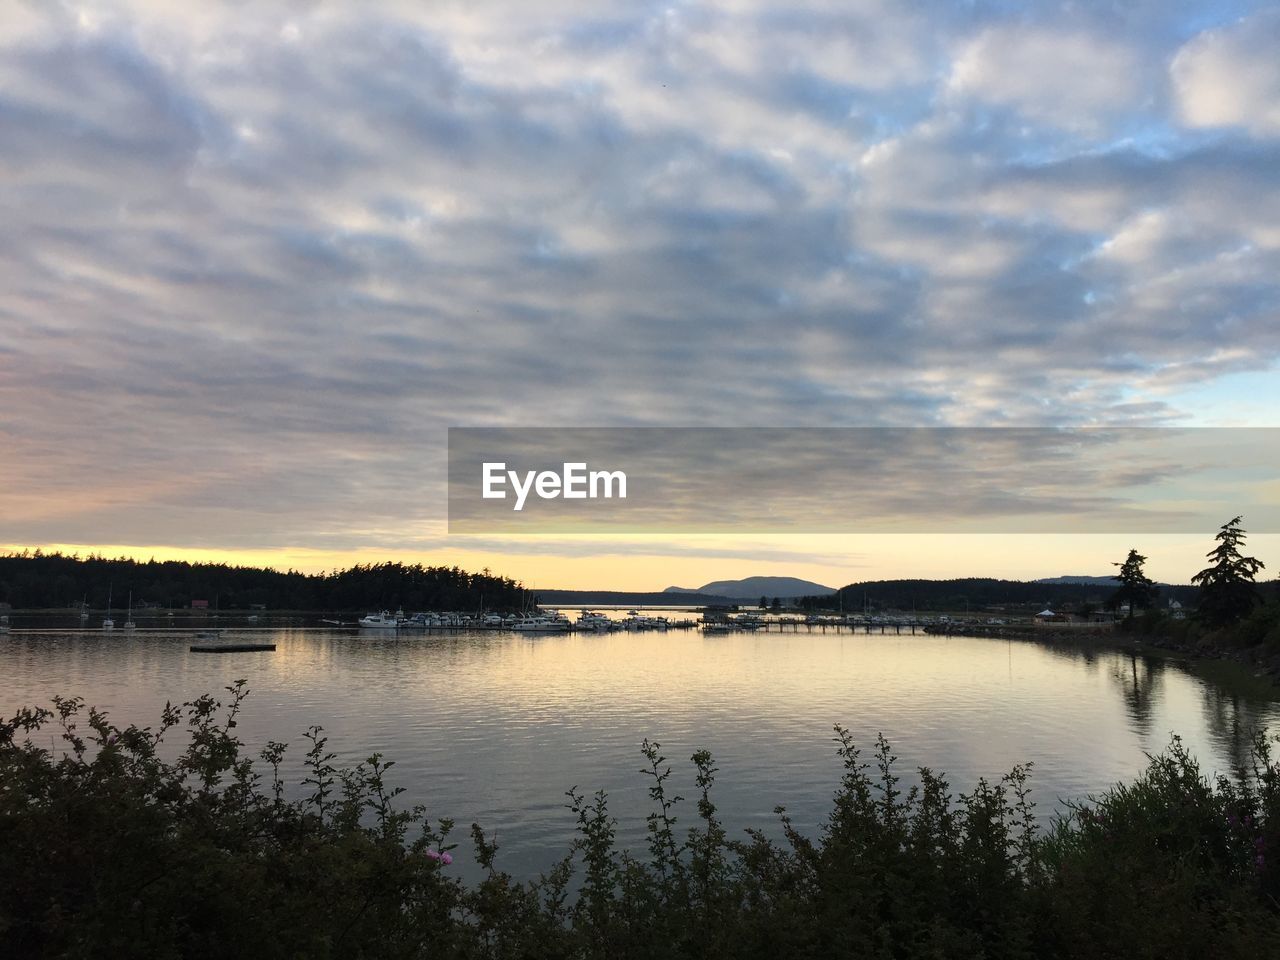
[3,618,1278,879]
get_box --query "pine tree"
[1191,516,1265,627]
[1112,548,1156,619]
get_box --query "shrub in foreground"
[2,682,1278,959]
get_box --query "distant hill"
[534,590,738,607]
[1036,575,1184,588]
[664,576,836,599]
[1035,575,1121,586]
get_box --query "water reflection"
[1200,685,1275,776]
[1110,655,1166,738]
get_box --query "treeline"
[2,684,1278,958]
[0,551,526,612]
[798,577,1201,613]
[1107,518,1280,654]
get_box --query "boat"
[576,611,612,632]
[123,591,136,630]
[512,613,570,633]
[358,611,399,629]
[103,585,115,631]
[511,619,566,633]
[702,622,731,635]
[0,614,9,634]
[79,597,89,622]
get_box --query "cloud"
[1172,11,1280,137]
[948,25,1149,134]
[1,1,1279,557]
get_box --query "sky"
[2,1,1279,590]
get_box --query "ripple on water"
[2,627,1277,878]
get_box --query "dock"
[190,642,277,653]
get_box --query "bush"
[1231,601,1280,653]
[2,685,1279,959]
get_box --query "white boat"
[576,611,612,632]
[103,585,115,630]
[358,611,399,629]
[512,614,570,633]
[123,591,136,630]
[0,614,9,634]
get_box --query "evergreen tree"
[1112,548,1156,619]
[1191,516,1266,627]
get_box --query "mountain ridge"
[664,576,836,599]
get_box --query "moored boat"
[576,611,612,631]
[512,613,570,633]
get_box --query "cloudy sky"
[2,1,1279,588]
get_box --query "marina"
[0,608,1061,638]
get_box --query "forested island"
[0,552,525,612]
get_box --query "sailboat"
[79,596,89,622]
[102,586,115,630]
[124,591,136,630]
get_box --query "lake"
[3,618,1277,880]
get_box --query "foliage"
[1229,599,1280,654]
[1117,608,1171,637]
[3,688,1280,959]
[0,551,525,611]
[1192,517,1266,627]
[1112,548,1157,617]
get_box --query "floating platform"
[190,642,277,653]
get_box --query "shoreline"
[926,621,1280,689]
